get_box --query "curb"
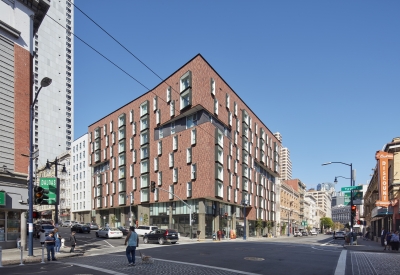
[1,252,84,266]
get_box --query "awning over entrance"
[371,206,393,218]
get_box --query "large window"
[141,160,149,174]
[180,89,191,110]
[180,70,192,92]
[186,113,197,129]
[141,145,149,159]
[140,100,149,117]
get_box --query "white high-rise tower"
[33,0,74,168]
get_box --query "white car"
[310,231,318,236]
[96,227,123,239]
[294,231,302,237]
[334,231,346,239]
[135,225,158,236]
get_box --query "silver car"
[95,227,123,239]
[334,231,346,239]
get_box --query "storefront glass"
[7,211,20,240]
[0,212,5,241]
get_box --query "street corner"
[0,251,85,266]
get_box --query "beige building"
[280,181,300,235]
[364,137,400,241]
[307,190,332,219]
[285,179,307,230]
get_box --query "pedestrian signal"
[34,186,49,205]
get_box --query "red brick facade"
[89,55,280,227]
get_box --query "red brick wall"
[13,44,31,174]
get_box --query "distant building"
[332,204,350,225]
[274,133,292,181]
[306,190,332,219]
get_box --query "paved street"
[3,234,400,275]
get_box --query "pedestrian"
[106,223,109,228]
[390,231,399,251]
[39,229,46,246]
[381,228,387,246]
[54,229,62,253]
[69,231,77,253]
[217,229,222,241]
[384,231,392,251]
[45,232,57,261]
[124,226,139,266]
[333,231,336,239]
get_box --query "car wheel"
[171,242,176,244]
[96,232,99,237]
[158,237,164,245]
[143,237,149,244]
[106,234,109,239]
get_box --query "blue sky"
[73,1,400,191]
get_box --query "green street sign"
[0,191,5,206]
[39,177,58,205]
[353,192,363,200]
[341,186,362,192]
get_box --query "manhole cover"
[244,257,265,261]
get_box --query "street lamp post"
[28,77,52,256]
[127,192,133,226]
[241,199,249,240]
[322,161,354,232]
[45,158,67,226]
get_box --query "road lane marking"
[104,240,114,247]
[61,262,126,275]
[334,250,347,275]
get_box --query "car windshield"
[167,229,177,233]
[109,228,119,231]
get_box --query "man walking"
[69,231,77,253]
[45,232,57,261]
[381,228,387,246]
[124,226,139,266]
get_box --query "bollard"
[19,245,24,266]
[41,245,45,264]
[0,246,3,268]
[61,238,65,248]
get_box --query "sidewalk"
[344,237,400,253]
[0,246,83,266]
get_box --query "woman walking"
[384,231,392,251]
[390,231,399,251]
[54,228,61,253]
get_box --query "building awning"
[371,206,393,218]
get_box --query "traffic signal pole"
[350,163,353,233]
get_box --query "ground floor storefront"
[92,198,275,239]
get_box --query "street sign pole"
[350,163,353,232]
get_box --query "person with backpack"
[390,231,399,251]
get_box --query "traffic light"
[150,181,156,193]
[32,211,40,219]
[34,186,49,205]
[192,212,197,221]
[357,220,362,225]
[351,205,357,218]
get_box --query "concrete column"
[169,205,173,228]
[198,199,205,239]
[21,211,27,250]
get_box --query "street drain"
[244,257,265,261]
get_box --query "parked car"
[71,223,91,233]
[143,229,179,245]
[301,231,308,236]
[334,231,346,239]
[86,223,99,230]
[294,231,302,237]
[117,226,129,235]
[62,220,73,227]
[96,227,123,239]
[35,224,55,238]
[135,225,158,236]
[310,231,318,236]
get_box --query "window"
[210,78,215,95]
[158,141,162,155]
[140,101,149,117]
[159,127,163,139]
[169,152,174,168]
[119,179,126,192]
[118,114,126,128]
[140,115,149,131]
[169,185,174,200]
[130,164,134,177]
[186,113,197,129]
[130,137,133,150]
[216,181,223,198]
[180,89,191,110]
[215,129,223,147]
[141,145,149,159]
[154,188,159,201]
[141,160,149,174]
[130,109,134,123]
[216,145,223,164]
[119,127,126,140]
[180,71,192,92]
[154,157,159,171]
[187,182,192,198]
[173,168,178,183]
[191,164,197,180]
[191,128,196,145]
[119,153,125,166]
[153,96,158,111]
[166,86,171,103]
[216,163,223,181]
[228,112,232,126]
[119,166,125,179]
[103,124,107,136]
[226,93,230,109]
[133,149,137,163]
[132,122,136,136]
[141,188,149,202]
[140,130,149,145]
[156,109,160,125]
[214,98,218,115]
[171,122,175,134]
[94,127,100,139]
[170,101,175,117]
[158,171,162,186]
[109,121,113,133]
[141,174,149,188]
[118,141,125,153]
[173,135,178,151]
[187,148,192,163]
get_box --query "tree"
[143,214,149,225]
[306,225,312,232]
[255,219,264,237]
[110,215,117,227]
[320,217,334,231]
[334,222,343,230]
[266,221,274,234]
[281,223,287,235]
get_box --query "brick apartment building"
[88,54,281,239]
